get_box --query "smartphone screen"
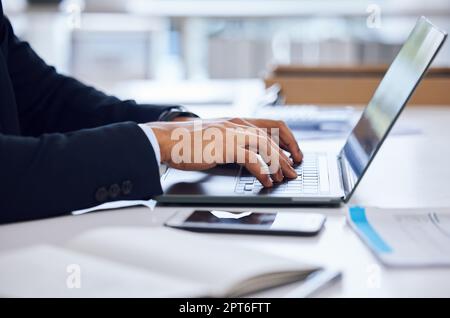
[185,211,276,226]
[166,210,326,236]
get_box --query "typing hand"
[143,118,303,187]
[225,118,303,164]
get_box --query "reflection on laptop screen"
[341,17,447,192]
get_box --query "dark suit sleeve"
[4,17,178,136]
[0,123,162,224]
[0,16,172,224]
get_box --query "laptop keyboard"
[235,154,320,195]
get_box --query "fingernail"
[289,166,298,178]
[273,173,282,183]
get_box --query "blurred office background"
[3,0,450,92]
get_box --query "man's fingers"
[278,153,298,179]
[228,125,297,183]
[241,149,273,188]
[231,122,293,167]
[256,134,297,180]
[252,133,297,182]
[254,124,295,168]
[272,121,303,164]
[246,118,303,164]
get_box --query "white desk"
[1,106,450,297]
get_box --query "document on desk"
[348,206,450,267]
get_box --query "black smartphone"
[164,210,326,236]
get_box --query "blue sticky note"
[349,206,393,254]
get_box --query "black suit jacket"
[0,4,180,223]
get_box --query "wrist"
[145,125,171,163]
[158,107,199,122]
[171,116,196,122]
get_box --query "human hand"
[143,118,302,187]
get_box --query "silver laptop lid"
[340,17,447,202]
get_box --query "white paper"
[72,199,157,215]
[0,245,205,298]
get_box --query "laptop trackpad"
[161,164,240,196]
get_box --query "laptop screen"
[341,17,447,200]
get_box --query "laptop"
[157,17,447,206]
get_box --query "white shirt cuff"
[138,124,161,166]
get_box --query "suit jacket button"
[109,184,121,199]
[121,180,133,195]
[95,187,108,202]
